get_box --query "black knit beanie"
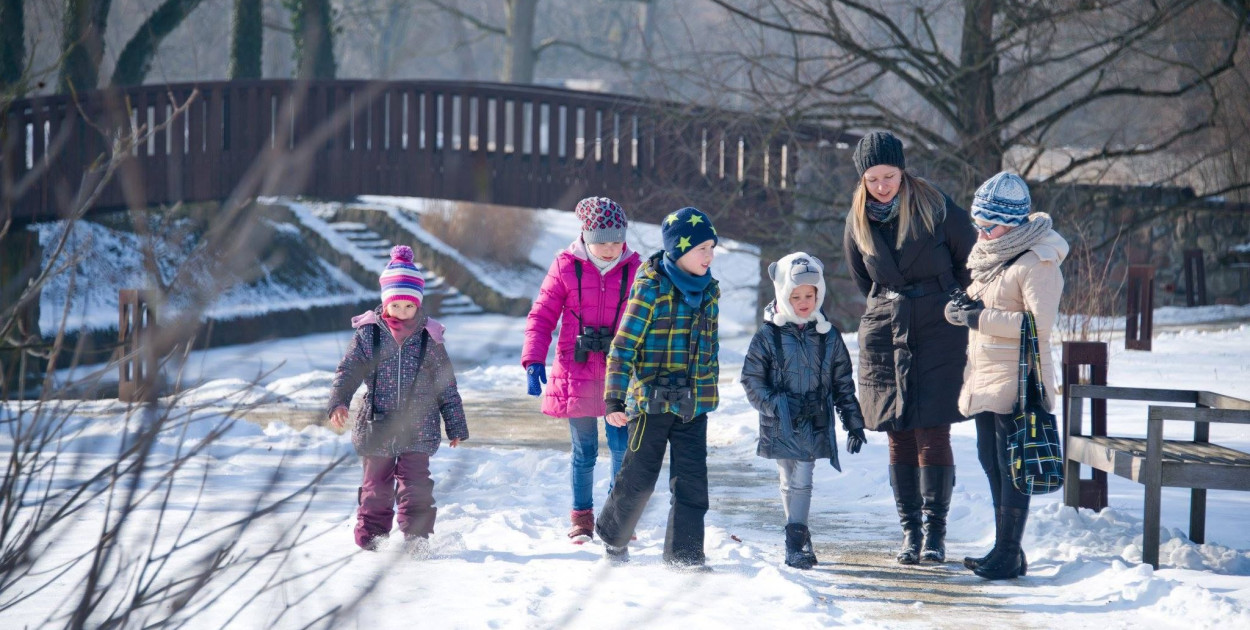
[852,131,906,176]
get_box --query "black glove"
[605,398,627,415]
[846,427,866,454]
[944,301,982,329]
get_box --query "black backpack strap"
[572,259,585,327]
[611,263,630,330]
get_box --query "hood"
[765,251,831,334]
[567,238,638,270]
[351,307,446,344]
[1030,225,1070,265]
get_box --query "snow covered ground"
[7,202,1250,628]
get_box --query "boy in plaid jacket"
[595,206,720,570]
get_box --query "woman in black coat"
[842,131,977,565]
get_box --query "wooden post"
[1125,265,1155,351]
[117,289,155,403]
[1062,341,1109,511]
[1183,249,1206,307]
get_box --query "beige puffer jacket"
[958,229,1068,417]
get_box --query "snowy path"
[454,392,1041,628]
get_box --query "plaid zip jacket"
[605,251,720,418]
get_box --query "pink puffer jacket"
[522,239,642,418]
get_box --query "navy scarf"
[660,255,712,309]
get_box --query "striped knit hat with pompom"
[380,245,425,307]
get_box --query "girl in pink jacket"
[522,197,642,544]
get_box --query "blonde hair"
[847,171,946,256]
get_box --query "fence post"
[1062,341,1109,511]
[1125,265,1155,351]
[1183,249,1206,307]
[118,290,156,403]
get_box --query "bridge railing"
[2,80,852,238]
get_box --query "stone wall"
[1031,185,1250,306]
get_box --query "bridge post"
[1125,265,1155,351]
[0,229,44,399]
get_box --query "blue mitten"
[526,364,547,396]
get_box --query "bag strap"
[1015,312,1046,411]
[370,325,431,416]
[768,322,827,395]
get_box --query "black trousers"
[595,412,709,565]
[974,411,1032,511]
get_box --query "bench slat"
[1066,436,1250,490]
[1149,406,1250,425]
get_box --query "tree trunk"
[0,0,24,92]
[229,0,263,79]
[503,0,538,83]
[953,0,1003,186]
[59,0,113,94]
[111,0,207,86]
[291,0,337,79]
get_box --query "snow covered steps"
[328,222,483,315]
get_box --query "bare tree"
[698,0,1248,191]
[284,0,337,79]
[0,0,24,93]
[111,0,210,86]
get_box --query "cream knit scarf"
[966,213,1053,283]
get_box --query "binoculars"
[574,325,614,363]
[646,372,695,419]
[793,390,830,429]
[948,287,984,311]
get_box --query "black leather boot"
[963,509,1026,574]
[963,510,1000,570]
[974,506,1029,580]
[919,466,955,563]
[784,523,815,569]
[889,464,923,565]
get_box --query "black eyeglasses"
[975,223,996,235]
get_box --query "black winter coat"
[843,195,977,432]
[740,315,865,470]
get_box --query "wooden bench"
[1064,384,1250,568]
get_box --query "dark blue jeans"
[975,411,1032,511]
[569,416,628,511]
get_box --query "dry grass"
[1058,220,1122,342]
[420,200,542,265]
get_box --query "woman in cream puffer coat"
[944,171,1068,582]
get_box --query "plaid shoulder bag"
[1007,312,1064,495]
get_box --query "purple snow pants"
[355,451,437,549]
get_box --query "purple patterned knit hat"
[380,245,425,307]
[574,197,628,244]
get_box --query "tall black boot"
[963,510,1000,570]
[974,506,1028,580]
[784,523,814,570]
[889,464,923,565]
[963,510,1027,574]
[919,465,955,563]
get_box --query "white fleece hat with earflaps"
[764,251,831,334]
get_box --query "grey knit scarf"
[866,197,900,223]
[966,213,1053,283]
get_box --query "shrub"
[420,200,541,265]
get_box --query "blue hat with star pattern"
[661,207,718,261]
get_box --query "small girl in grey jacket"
[740,252,865,570]
[328,246,468,553]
